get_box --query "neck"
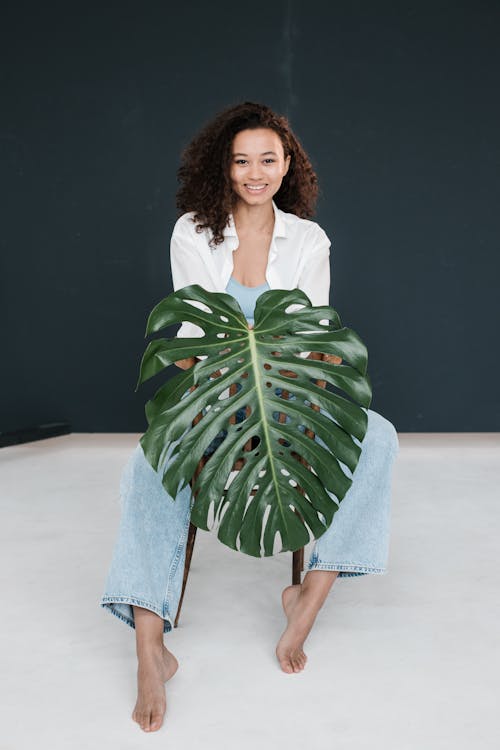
[232,198,275,234]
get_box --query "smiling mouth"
[245,184,267,191]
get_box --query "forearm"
[174,322,256,373]
[306,351,342,365]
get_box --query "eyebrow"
[232,151,278,156]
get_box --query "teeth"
[246,185,266,190]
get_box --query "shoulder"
[171,211,200,237]
[278,207,331,252]
[170,212,213,254]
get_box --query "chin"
[238,190,274,203]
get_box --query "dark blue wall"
[1,1,498,433]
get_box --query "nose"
[248,165,263,180]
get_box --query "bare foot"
[275,584,319,674]
[132,643,178,732]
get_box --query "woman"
[100,101,400,732]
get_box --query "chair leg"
[175,453,206,628]
[175,526,304,626]
[174,521,197,628]
[292,546,304,585]
[273,393,305,586]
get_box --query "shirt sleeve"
[170,215,206,293]
[295,224,332,359]
[297,224,331,307]
[169,216,208,341]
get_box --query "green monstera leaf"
[135,284,372,557]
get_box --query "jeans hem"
[306,561,387,578]
[100,595,174,634]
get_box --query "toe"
[276,647,293,673]
[281,658,294,674]
[150,711,163,731]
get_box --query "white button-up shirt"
[170,199,332,345]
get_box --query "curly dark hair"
[175,101,319,247]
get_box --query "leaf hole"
[205,498,217,528]
[285,303,305,313]
[219,315,229,322]
[184,299,213,314]
[272,411,291,424]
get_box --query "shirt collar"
[222,198,287,242]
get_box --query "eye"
[264,158,275,164]
[234,159,247,165]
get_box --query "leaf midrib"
[248,328,287,531]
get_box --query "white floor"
[1,432,499,749]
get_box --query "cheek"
[271,164,286,178]
[230,168,243,184]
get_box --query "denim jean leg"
[99,440,194,633]
[307,408,400,578]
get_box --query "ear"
[283,153,291,176]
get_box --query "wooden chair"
[174,355,328,628]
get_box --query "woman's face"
[229,128,291,206]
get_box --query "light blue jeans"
[99,407,400,633]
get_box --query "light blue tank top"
[225,275,270,326]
